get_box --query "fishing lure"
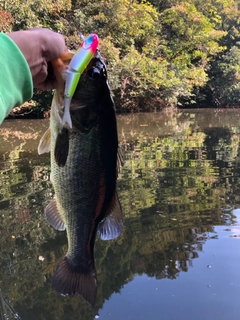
[62,33,99,128]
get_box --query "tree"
[0,0,71,30]
[205,46,240,106]
[2,0,240,112]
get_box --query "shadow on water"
[0,110,240,319]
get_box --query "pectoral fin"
[54,128,69,167]
[38,128,51,154]
[45,197,65,231]
[97,190,123,240]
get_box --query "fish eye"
[88,67,101,79]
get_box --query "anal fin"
[97,190,123,240]
[45,197,65,231]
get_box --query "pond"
[1,109,240,320]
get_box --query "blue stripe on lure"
[62,33,99,128]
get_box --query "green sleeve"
[0,33,33,124]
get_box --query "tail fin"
[51,256,97,306]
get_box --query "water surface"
[1,109,240,320]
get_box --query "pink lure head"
[82,34,99,53]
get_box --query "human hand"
[8,28,67,90]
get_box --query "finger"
[43,31,67,62]
[32,62,48,88]
[27,28,67,61]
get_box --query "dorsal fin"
[38,128,51,154]
[97,190,123,240]
[45,197,65,231]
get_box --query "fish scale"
[51,130,107,260]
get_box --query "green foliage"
[206,46,240,106]
[161,3,226,61]
[0,0,71,30]
[3,0,240,112]
[71,0,159,51]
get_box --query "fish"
[38,51,123,306]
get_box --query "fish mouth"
[85,52,107,80]
[70,52,108,105]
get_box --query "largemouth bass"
[38,52,123,306]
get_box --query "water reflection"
[0,110,240,319]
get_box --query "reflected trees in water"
[0,111,240,319]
